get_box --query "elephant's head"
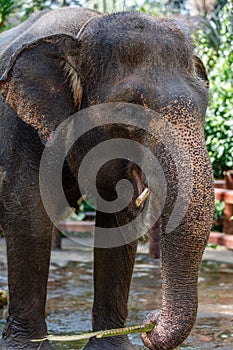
[0,8,214,350]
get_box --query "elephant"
[0,7,214,350]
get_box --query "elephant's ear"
[0,7,102,143]
[193,55,209,88]
[0,34,82,143]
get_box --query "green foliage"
[81,197,96,212]
[21,0,83,20]
[195,0,233,178]
[87,0,124,13]
[0,0,21,31]
[126,0,186,16]
[0,0,83,29]
[69,197,96,221]
[21,0,49,19]
[88,0,189,15]
[198,1,228,51]
[213,199,224,232]
[214,200,224,223]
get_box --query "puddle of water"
[0,253,232,349]
[46,256,233,349]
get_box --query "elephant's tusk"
[135,188,150,207]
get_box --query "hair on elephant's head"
[0,7,214,350]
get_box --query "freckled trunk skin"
[144,120,214,349]
[157,208,213,350]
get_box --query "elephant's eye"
[128,98,143,105]
[113,89,146,106]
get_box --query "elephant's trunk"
[142,111,214,349]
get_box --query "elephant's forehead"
[83,12,193,70]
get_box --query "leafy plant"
[195,0,233,178]
[0,0,21,31]
[86,0,124,12]
[212,200,224,231]
[125,0,187,16]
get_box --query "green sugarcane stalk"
[32,324,154,342]
[31,323,179,349]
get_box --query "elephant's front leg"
[84,211,138,350]
[1,204,53,349]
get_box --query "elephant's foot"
[1,338,53,350]
[83,335,137,350]
[1,317,53,349]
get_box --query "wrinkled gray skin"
[0,7,214,350]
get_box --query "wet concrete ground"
[0,237,232,349]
